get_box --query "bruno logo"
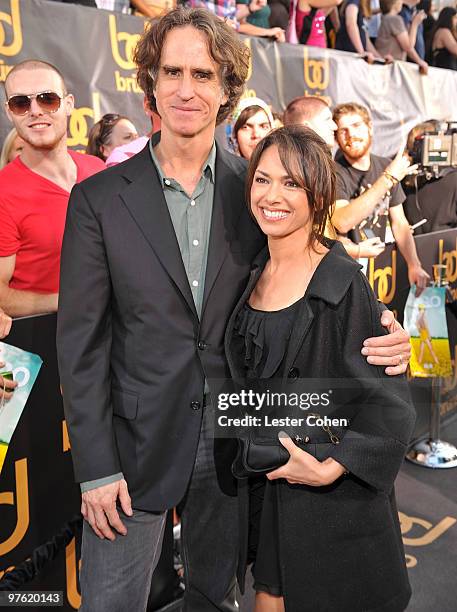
[66,537,81,609]
[0,458,29,556]
[0,0,22,57]
[399,511,456,567]
[368,249,397,304]
[67,93,101,149]
[303,47,329,92]
[243,38,253,83]
[438,237,457,284]
[62,420,71,452]
[109,14,142,71]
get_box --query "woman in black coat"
[224,126,416,611]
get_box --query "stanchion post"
[407,266,457,468]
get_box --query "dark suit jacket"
[56,139,264,512]
[225,241,415,612]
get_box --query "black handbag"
[231,434,291,479]
[231,413,341,479]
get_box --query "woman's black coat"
[224,241,416,612]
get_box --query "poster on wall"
[0,342,42,473]
[404,286,452,378]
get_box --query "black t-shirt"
[335,153,405,243]
[335,0,367,53]
[402,168,457,235]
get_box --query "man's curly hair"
[133,8,250,125]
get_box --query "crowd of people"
[0,3,455,611]
[2,57,453,326]
[54,0,457,71]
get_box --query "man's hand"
[386,146,418,183]
[0,376,17,400]
[361,310,411,375]
[408,264,430,293]
[0,310,12,339]
[267,434,346,486]
[81,479,132,540]
[359,237,385,258]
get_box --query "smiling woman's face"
[250,145,312,240]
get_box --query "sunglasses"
[6,91,63,116]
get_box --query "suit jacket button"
[191,401,201,411]
[198,341,207,350]
[288,367,299,379]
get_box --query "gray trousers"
[79,405,238,611]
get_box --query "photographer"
[403,120,457,234]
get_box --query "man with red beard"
[0,60,105,317]
[333,102,429,290]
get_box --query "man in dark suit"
[57,8,412,611]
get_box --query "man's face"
[5,68,74,152]
[306,105,337,147]
[335,112,372,161]
[153,26,228,140]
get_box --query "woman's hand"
[266,433,347,486]
[269,27,286,42]
[412,9,426,27]
[249,0,267,11]
[418,59,429,75]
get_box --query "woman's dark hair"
[86,113,127,160]
[233,105,266,140]
[434,6,457,35]
[133,8,250,125]
[428,6,457,57]
[246,126,335,249]
[417,0,432,16]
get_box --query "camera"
[410,121,457,174]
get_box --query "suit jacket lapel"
[119,144,198,319]
[201,145,246,316]
[282,242,361,374]
[283,300,315,376]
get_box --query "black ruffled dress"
[232,298,304,596]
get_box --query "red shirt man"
[0,60,104,317]
[0,151,103,294]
